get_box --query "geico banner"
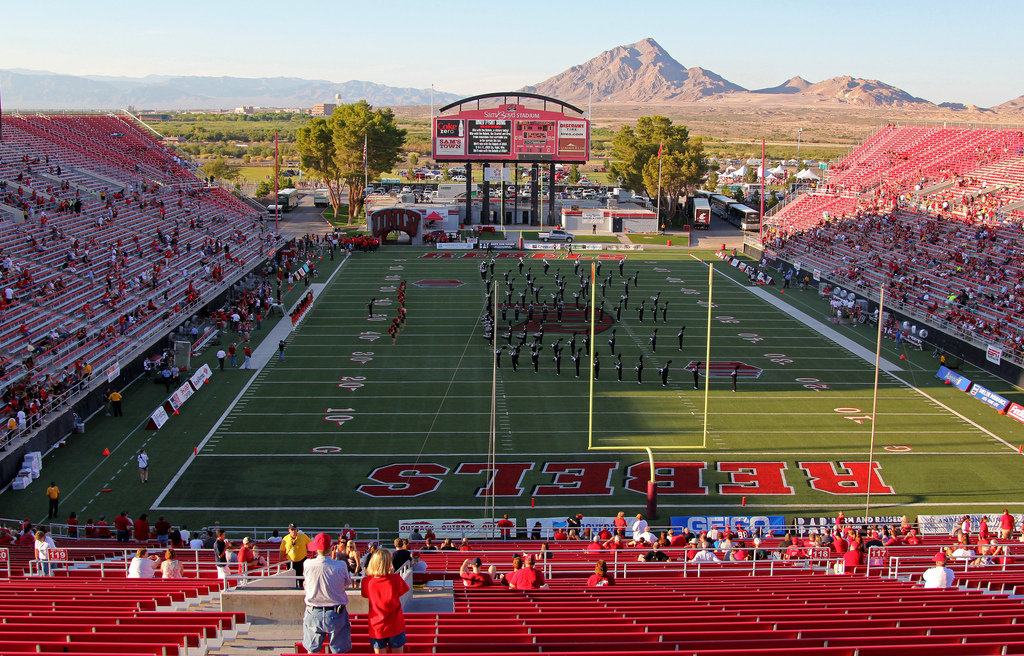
[917,513,1023,536]
[398,517,511,538]
[792,515,904,535]
[671,515,787,536]
[526,516,618,539]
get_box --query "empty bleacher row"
[0,112,279,448]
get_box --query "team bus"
[277,188,300,212]
[726,203,760,231]
[699,191,735,218]
[692,197,711,229]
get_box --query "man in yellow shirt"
[108,390,123,417]
[280,523,312,589]
[46,482,59,518]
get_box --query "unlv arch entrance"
[369,207,422,244]
[433,92,590,227]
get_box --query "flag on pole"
[363,135,367,169]
[657,142,663,159]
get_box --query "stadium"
[4,98,1024,654]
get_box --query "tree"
[295,101,406,222]
[732,186,745,203]
[331,101,406,221]
[568,164,580,185]
[201,156,240,182]
[704,171,719,192]
[610,116,709,219]
[744,166,758,184]
[409,153,419,169]
[255,180,272,199]
[296,118,343,214]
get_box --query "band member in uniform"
[660,360,672,386]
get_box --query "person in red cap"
[302,532,353,654]
[922,552,954,588]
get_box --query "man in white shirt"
[631,514,649,542]
[302,533,352,655]
[922,552,955,588]
[179,525,191,544]
[691,542,722,563]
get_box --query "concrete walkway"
[247,252,350,372]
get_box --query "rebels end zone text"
[356,461,895,498]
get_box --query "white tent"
[795,168,820,181]
[726,165,748,179]
[769,165,788,177]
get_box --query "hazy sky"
[2,0,1021,107]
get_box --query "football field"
[145,249,1024,531]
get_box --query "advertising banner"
[557,120,588,159]
[147,406,169,430]
[918,513,1022,536]
[397,517,511,539]
[968,384,1010,412]
[167,382,194,412]
[189,364,213,391]
[434,118,465,156]
[671,515,787,536]
[1006,402,1024,425]
[791,514,904,535]
[987,344,1004,365]
[106,362,120,384]
[527,516,617,538]
[936,365,972,392]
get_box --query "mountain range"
[523,38,1020,111]
[3,40,1022,112]
[0,69,461,110]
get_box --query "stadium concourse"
[762,123,1024,366]
[0,112,280,463]
[7,517,1024,655]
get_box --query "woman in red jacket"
[361,549,410,654]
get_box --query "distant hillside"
[0,70,461,110]
[522,38,744,103]
[996,95,1024,113]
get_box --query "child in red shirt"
[360,549,410,653]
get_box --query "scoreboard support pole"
[465,163,473,225]
[482,161,490,225]
[548,162,557,226]
[530,164,540,226]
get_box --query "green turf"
[572,235,621,244]
[627,233,689,246]
[8,249,1024,536]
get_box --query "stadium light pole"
[274,132,279,234]
[759,140,766,244]
[865,282,885,518]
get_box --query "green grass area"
[322,206,357,228]
[627,233,689,246]
[8,250,1024,536]
[572,235,620,244]
[237,166,277,184]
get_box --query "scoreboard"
[433,104,589,163]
